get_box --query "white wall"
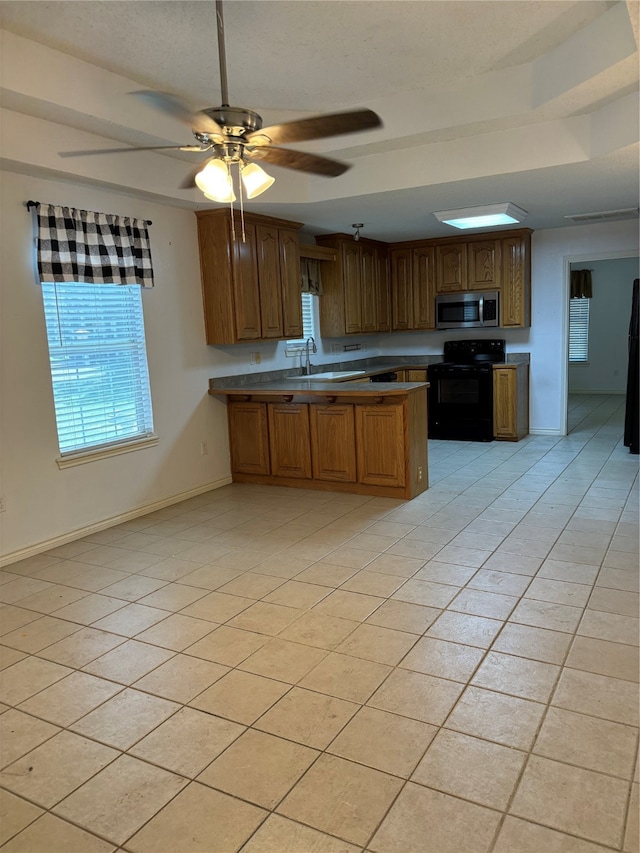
[529,221,639,434]
[569,257,638,393]
[0,171,238,563]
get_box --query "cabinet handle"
[282,395,294,402]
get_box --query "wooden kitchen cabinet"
[435,243,467,293]
[501,232,531,327]
[355,404,406,487]
[268,403,312,478]
[228,401,270,475]
[316,234,390,336]
[493,363,529,440]
[389,246,435,331]
[196,209,303,344]
[468,239,501,290]
[309,405,357,482]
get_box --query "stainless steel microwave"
[435,291,499,330]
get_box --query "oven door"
[427,364,494,441]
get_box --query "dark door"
[624,279,639,454]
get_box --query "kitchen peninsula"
[210,367,429,500]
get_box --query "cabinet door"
[232,222,261,340]
[343,243,363,334]
[279,228,303,339]
[501,235,530,327]
[268,403,312,478]
[435,243,467,293]
[309,405,357,482]
[412,246,435,330]
[405,369,428,382]
[493,368,517,439]
[197,216,236,344]
[390,249,413,331]
[377,247,391,332]
[468,240,500,290]
[361,243,378,333]
[228,402,270,475]
[256,224,284,339]
[355,404,405,487]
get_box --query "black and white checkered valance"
[34,203,154,287]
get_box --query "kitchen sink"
[308,370,367,381]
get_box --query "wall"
[0,171,237,563]
[569,257,638,393]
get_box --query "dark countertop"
[209,353,530,393]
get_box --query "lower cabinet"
[310,405,357,482]
[355,405,405,487]
[267,403,312,478]
[493,364,529,440]
[228,402,271,475]
[226,390,428,499]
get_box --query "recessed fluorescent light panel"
[434,203,528,230]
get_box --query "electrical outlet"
[250,352,262,365]
[200,442,208,456]
[417,466,423,482]
[0,497,5,512]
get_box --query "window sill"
[56,435,159,469]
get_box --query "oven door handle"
[478,295,484,326]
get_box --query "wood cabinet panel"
[343,243,363,334]
[435,243,467,293]
[268,403,312,478]
[309,405,357,482]
[361,243,378,334]
[501,234,531,327]
[493,364,529,440]
[256,224,283,338]
[280,228,303,339]
[377,249,391,332]
[390,248,412,331]
[468,240,500,290]
[228,402,270,475]
[405,369,428,382]
[356,404,405,487]
[232,221,261,340]
[412,246,435,330]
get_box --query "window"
[301,292,316,339]
[569,297,590,362]
[41,281,154,456]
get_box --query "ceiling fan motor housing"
[203,106,263,137]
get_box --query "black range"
[427,339,506,441]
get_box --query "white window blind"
[301,292,315,339]
[41,281,154,455]
[569,298,590,362]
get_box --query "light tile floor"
[0,394,638,853]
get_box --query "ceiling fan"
[60,0,382,202]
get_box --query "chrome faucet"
[304,336,317,375]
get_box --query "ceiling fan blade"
[248,146,350,177]
[131,90,224,137]
[247,108,382,146]
[59,145,204,158]
[130,90,197,124]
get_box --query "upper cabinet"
[435,243,467,293]
[390,246,435,332]
[500,232,531,327]
[196,209,303,344]
[316,234,390,337]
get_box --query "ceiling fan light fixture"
[241,162,275,199]
[196,158,236,202]
[434,202,528,230]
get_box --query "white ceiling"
[1,0,638,240]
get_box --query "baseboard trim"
[528,428,564,436]
[0,476,233,568]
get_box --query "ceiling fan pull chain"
[238,162,247,243]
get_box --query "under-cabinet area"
[214,384,429,500]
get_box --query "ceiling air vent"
[564,208,639,223]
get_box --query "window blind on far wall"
[41,281,154,454]
[569,298,590,362]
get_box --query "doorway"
[563,253,639,435]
